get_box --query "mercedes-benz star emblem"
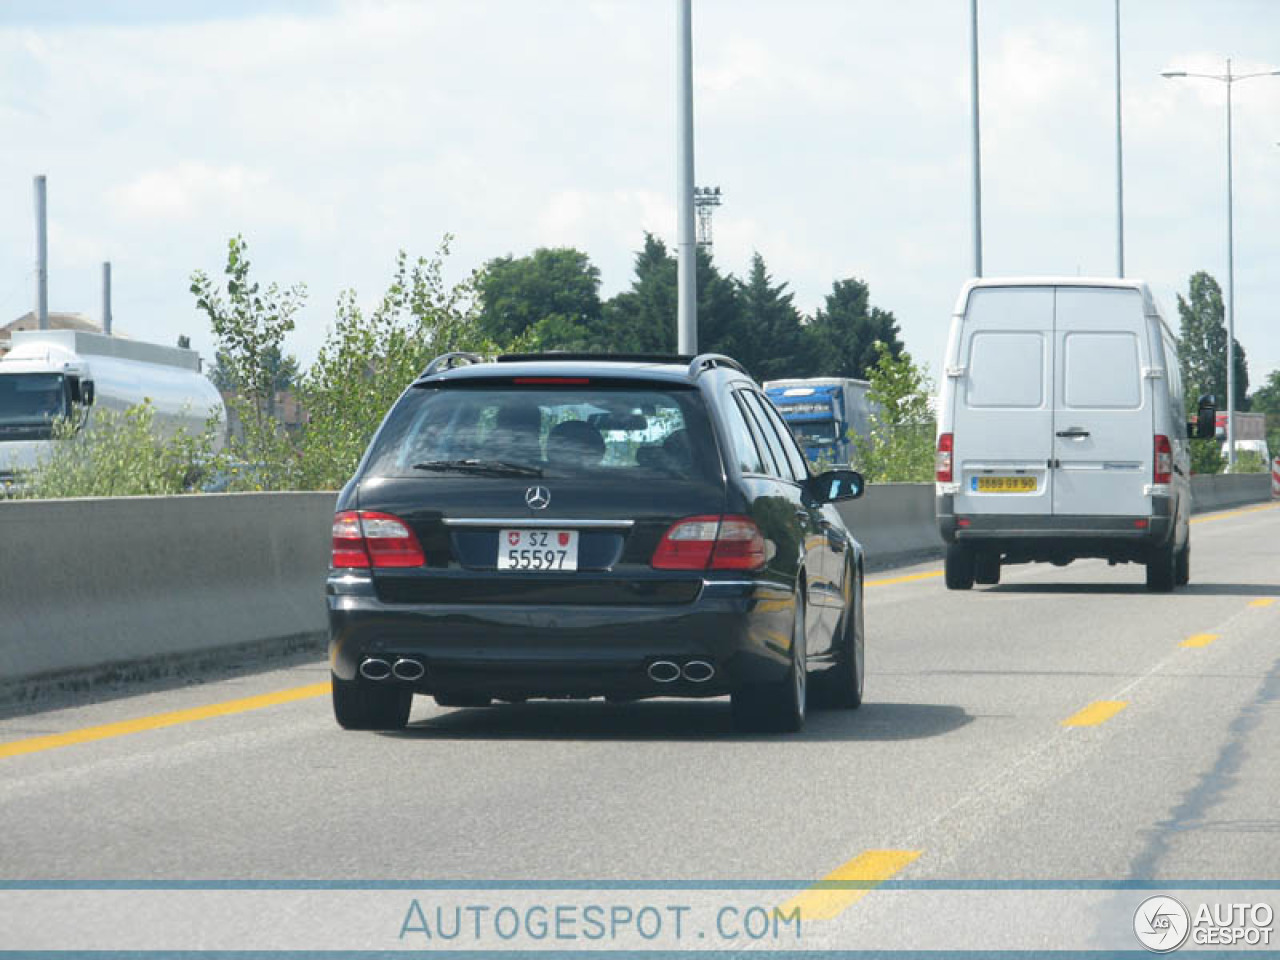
[525,486,551,510]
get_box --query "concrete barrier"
[1190,472,1272,513]
[836,483,943,571]
[2,476,1273,703]
[0,492,335,704]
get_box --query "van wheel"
[974,552,1001,585]
[1175,542,1190,586]
[945,544,975,590]
[732,592,807,733]
[1145,544,1177,593]
[332,674,413,730]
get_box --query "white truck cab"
[0,329,227,489]
[935,278,1215,592]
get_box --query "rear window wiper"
[411,459,544,478]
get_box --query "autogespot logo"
[1135,896,1191,953]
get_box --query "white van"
[935,278,1215,592]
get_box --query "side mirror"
[811,468,864,503]
[1188,394,1216,440]
[81,380,96,407]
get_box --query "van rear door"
[951,287,1055,516]
[1051,287,1152,517]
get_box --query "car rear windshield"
[363,383,722,482]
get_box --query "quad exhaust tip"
[359,657,392,681]
[392,658,425,682]
[682,660,715,683]
[647,660,681,683]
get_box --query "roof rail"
[496,352,693,366]
[687,353,748,380]
[420,352,485,378]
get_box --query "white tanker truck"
[0,329,226,489]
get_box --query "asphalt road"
[2,503,1277,899]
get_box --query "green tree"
[734,252,805,381]
[804,278,903,379]
[601,234,744,362]
[190,236,306,487]
[297,238,498,490]
[850,341,935,482]
[476,247,603,348]
[1177,270,1247,411]
[1247,369,1280,459]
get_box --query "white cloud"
[108,163,269,222]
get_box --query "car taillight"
[651,515,768,571]
[1154,435,1172,485]
[936,432,954,483]
[331,510,425,569]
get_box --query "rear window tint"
[966,332,1045,408]
[363,385,720,481]
[1063,332,1141,409]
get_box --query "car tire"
[812,565,864,710]
[1175,541,1190,587]
[433,692,493,708]
[973,552,1001,585]
[945,543,975,591]
[1145,543,1177,593]
[732,591,807,733]
[331,674,413,731]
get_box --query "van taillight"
[936,433,954,483]
[652,515,767,571]
[332,510,425,569]
[1154,435,1173,485]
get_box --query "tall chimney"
[34,175,48,330]
[102,262,113,335]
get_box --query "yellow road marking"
[1062,700,1129,727]
[866,570,943,588]
[0,682,331,761]
[1190,503,1279,526]
[1180,633,1219,649]
[1250,598,1276,608]
[780,849,921,921]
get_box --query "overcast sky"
[2,0,1278,388]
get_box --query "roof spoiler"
[419,352,486,378]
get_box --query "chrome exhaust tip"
[682,660,715,683]
[391,658,425,682]
[647,660,681,683]
[359,657,392,681]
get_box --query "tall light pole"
[968,0,983,277]
[1113,0,1124,277]
[1162,60,1280,470]
[675,0,697,354]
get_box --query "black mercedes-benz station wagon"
[327,352,867,733]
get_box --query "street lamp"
[1161,60,1280,469]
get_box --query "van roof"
[953,277,1158,316]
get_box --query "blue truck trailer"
[763,377,873,465]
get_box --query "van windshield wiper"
[412,459,543,478]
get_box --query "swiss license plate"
[974,476,1037,493]
[497,529,579,571]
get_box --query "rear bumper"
[936,494,1176,560]
[326,575,795,699]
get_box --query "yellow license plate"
[975,476,1037,493]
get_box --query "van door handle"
[1056,428,1091,439]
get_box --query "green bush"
[850,341,936,483]
[20,402,223,499]
[1230,450,1267,474]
